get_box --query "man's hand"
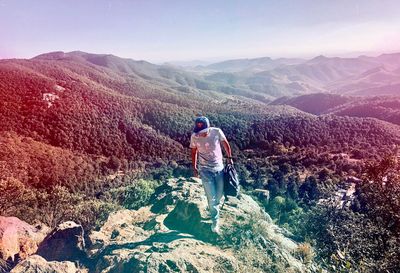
[193,168,199,178]
[221,140,233,165]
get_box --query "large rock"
[162,178,216,242]
[88,208,156,259]
[95,238,237,273]
[161,178,305,271]
[37,221,85,262]
[0,216,49,262]
[88,192,238,272]
[88,177,309,272]
[10,255,86,273]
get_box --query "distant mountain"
[34,51,200,86]
[34,51,281,103]
[360,53,400,70]
[327,66,400,96]
[328,96,400,125]
[198,53,400,98]
[27,50,400,100]
[285,55,377,84]
[271,93,400,126]
[34,51,400,99]
[204,56,304,72]
[163,60,214,67]
[348,83,400,96]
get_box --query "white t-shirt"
[190,127,227,171]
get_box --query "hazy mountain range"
[29,50,400,103]
[198,53,400,99]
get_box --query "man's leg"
[214,169,225,206]
[199,169,215,219]
[211,169,224,225]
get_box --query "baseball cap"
[193,116,210,133]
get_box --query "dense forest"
[1,53,400,272]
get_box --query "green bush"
[298,156,400,272]
[0,178,42,223]
[70,200,121,231]
[37,185,121,231]
[0,180,120,232]
[38,185,83,228]
[108,179,160,210]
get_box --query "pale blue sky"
[1,0,399,62]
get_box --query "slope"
[1,52,400,192]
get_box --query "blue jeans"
[199,168,224,223]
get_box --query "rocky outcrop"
[37,221,85,262]
[89,207,238,273]
[3,177,314,272]
[0,216,49,262]
[87,177,309,272]
[10,255,86,273]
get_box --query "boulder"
[154,177,214,241]
[0,216,49,262]
[37,221,85,262]
[161,178,305,271]
[88,208,156,258]
[10,255,86,273]
[95,238,237,273]
[88,193,238,272]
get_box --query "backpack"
[223,163,240,198]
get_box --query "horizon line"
[1,49,400,65]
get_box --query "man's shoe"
[211,222,220,234]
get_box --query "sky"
[0,0,400,63]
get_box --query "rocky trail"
[1,177,316,272]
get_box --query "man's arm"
[191,147,199,177]
[221,139,233,164]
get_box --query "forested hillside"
[2,56,399,188]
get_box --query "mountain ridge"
[4,50,400,99]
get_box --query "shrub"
[70,200,121,231]
[0,180,119,232]
[221,212,291,273]
[108,179,160,210]
[37,185,83,228]
[293,242,314,264]
[0,178,41,222]
[299,156,400,272]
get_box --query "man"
[190,116,233,233]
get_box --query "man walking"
[190,116,233,233]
